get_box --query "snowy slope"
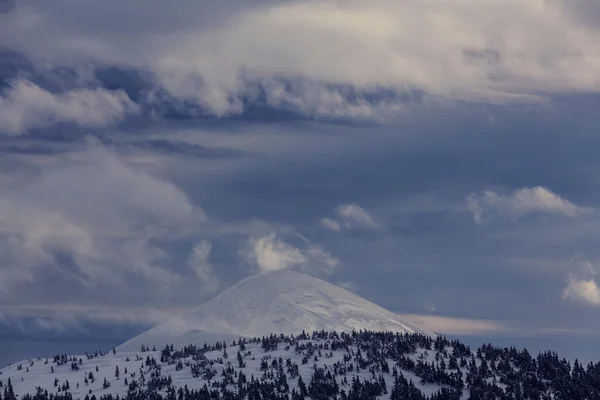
[0,333,454,400]
[119,270,434,352]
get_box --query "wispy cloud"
[319,218,341,233]
[336,281,358,294]
[321,203,380,232]
[398,313,512,335]
[466,186,591,223]
[188,240,219,293]
[0,80,138,134]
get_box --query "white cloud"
[562,259,600,306]
[0,80,138,134]
[246,232,306,272]
[244,232,339,274]
[321,203,379,232]
[337,203,379,229]
[563,278,600,306]
[0,140,202,292]
[188,240,219,292]
[320,217,341,233]
[4,0,600,119]
[467,186,591,223]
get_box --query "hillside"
[119,271,434,352]
[3,272,598,400]
[2,330,600,400]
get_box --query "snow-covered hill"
[1,332,451,400]
[3,330,597,400]
[119,270,434,352]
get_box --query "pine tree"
[115,365,120,379]
[4,378,15,400]
[298,375,308,398]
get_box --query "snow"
[0,337,449,400]
[0,271,440,399]
[119,270,434,352]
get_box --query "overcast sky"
[2,0,600,366]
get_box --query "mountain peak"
[118,270,433,351]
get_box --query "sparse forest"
[3,331,600,400]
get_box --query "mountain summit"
[119,270,433,351]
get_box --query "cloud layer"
[2,0,600,127]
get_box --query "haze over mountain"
[119,271,434,352]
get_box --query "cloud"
[563,278,600,306]
[337,203,379,228]
[0,80,139,134]
[304,243,340,274]
[188,241,219,292]
[4,0,600,121]
[399,313,512,335]
[0,304,184,336]
[243,232,339,274]
[245,232,305,272]
[467,186,591,223]
[0,140,202,293]
[319,218,341,233]
[563,260,600,306]
[336,281,358,293]
[321,203,379,232]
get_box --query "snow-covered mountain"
[119,270,434,352]
[3,272,600,399]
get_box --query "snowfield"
[2,331,590,400]
[1,332,454,400]
[119,271,434,353]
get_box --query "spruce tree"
[4,378,15,400]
